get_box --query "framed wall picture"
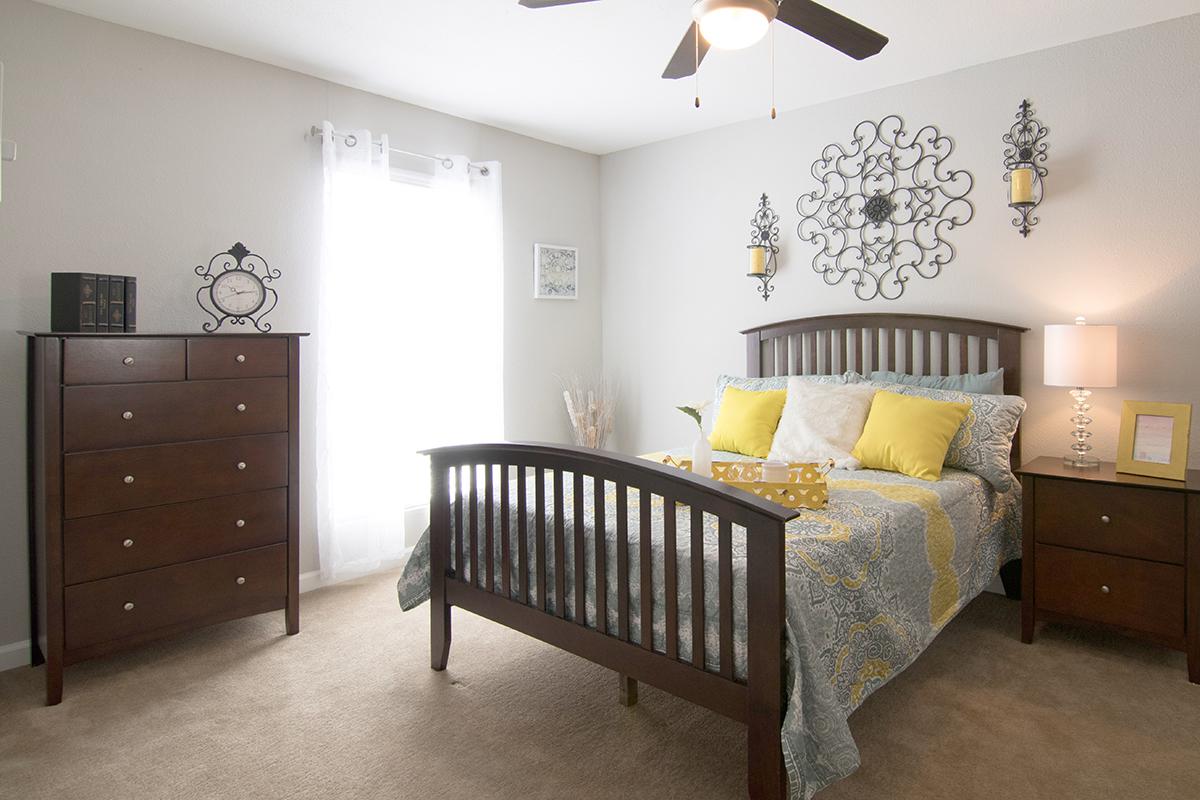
[1116,400,1192,481]
[533,243,578,300]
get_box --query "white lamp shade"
[1044,323,1118,388]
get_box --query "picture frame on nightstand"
[1116,400,1191,481]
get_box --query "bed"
[398,313,1028,799]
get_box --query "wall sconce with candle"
[1002,99,1049,237]
[747,193,780,301]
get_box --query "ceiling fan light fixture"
[693,0,778,50]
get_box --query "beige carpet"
[2,572,1197,800]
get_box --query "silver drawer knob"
[235,519,246,528]
[1100,514,1112,524]
[236,461,247,471]
[123,475,135,484]
[122,538,134,548]
[236,576,246,585]
[235,403,247,412]
[235,354,246,363]
[1100,585,1111,594]
[122,411,134,421]
[122,356,134,366]
[123,602,135,611]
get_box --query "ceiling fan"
[517,0,888,79]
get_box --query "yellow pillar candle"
[748,246,767,275]
[1010,167,1034,205]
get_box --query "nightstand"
[1016,457,1199,683]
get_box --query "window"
[316,135,502,580]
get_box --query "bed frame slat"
[469,465,479,587]
[517,466,528,603]
[639,489,653,651]
[616,483,630,642]
[958,334,969,375]
[553,470,566,618]
[535,467,547,611]
[574,472,586,624]
[664,497,679,660]
[501,464,511,598]
[594,476,607,633]
[485,464,495,592]
[691,507,705,670]
[454,465,464,582]
[718,519,733,680]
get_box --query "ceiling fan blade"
[662,21,711,80]
[775,0,888,60]
[518,0,600,7]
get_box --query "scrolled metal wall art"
[1002,99,1049,237]
[796,115,975,301]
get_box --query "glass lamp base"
[1063,454,1101,469]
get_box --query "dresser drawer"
[1034,478,1185,564]
[64,544,286,651]
[1035,544,1185,641]
[64,488,288,584]
[64,378,287,452]
[64,433,288,518]
[63,338,186,385]
[187,337,288,380]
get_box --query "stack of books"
[50,273,137,332]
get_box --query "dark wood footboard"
[423,442,799,800]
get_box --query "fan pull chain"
[770,24,777,120]
[694,25,701,108]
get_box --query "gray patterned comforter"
[397,458,1020,798]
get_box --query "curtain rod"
[308,125,490,176]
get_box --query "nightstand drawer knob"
[122,411,134,421]
[235,403,247,412]
[235,354,247,363]
[122,356,135,366]
[1100,514,1111,524]
[123,602,135,611]
[236,576,246,585]
[236,519,246,528]
[237,461,247,471]
[1100,584,1111,594]
[123,475,135,484]
[122,538,134,548]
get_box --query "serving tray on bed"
[654,456,833,510]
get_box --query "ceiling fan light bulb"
[694,0,776,50]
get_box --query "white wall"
[0,0,601,654]
[601,15,1200,461]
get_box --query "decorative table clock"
[195,241,280,332]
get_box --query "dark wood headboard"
[742,313,1030,465]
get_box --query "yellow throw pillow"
[851,390,971,481]
[708,387,787,458]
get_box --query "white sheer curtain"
[316,121,503,582]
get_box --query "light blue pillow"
[868,369,1005,395]
[870,382,1026,491]
[712,372,850,420]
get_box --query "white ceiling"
[35,0,1200,154]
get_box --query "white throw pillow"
[767,380,878,468]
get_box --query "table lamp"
[1044,317,1118,469]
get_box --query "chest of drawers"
[25,332,305,705]
[1017,457,1199,684]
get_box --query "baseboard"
[299,570,324,594]
[0,639,31,672]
